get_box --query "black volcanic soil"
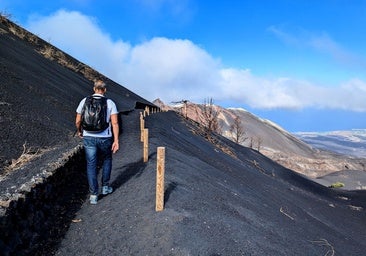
[0,18,151,173]
[55,111,366,255]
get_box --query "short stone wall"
[0,147,88,256]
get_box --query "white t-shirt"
[76,93,118,138]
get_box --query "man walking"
[75,80,119,204]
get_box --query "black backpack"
[81,95,109,132]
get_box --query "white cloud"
[27,10,366,111]
[121,37,223,101]
[28,10,131,76]
[268,25,366,69]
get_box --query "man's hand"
[110,113,119,154]
[112,141,119,153]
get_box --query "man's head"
[94,80,106,94]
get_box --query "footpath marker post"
[140,113,144,142]
[143,128,149,163]
[156,147,165,211]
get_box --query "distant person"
[75,80,119,205]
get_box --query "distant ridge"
[295,129,366,158]
[154,99,366,179]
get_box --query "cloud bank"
[27,10,366,111]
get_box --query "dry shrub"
[0,27,8,34]
[0,11,12,21]
[56,52,82,72]
[56,51,70,67]
[310,239,335,256]
[4,143,43,174]
[27,33,39,44]
[1,14,106,89]
[8,23,22,38]
[82,66,98,80]
[38,45,56,60]
[187,118,237,159]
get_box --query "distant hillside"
[295,130,366,158]
[154,99,366,178]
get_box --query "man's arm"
[110,113,119,153]
[75,113,83,138]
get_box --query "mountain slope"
[0,16,153,173]
[296,130,366,158]
[154,100,366,179]
[57,110,366,255]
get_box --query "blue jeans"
[83,136,113,195]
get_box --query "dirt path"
[55,109,149,255]
[111,110,144,181]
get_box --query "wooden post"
[156,147,165,211]
[143,128,149,162]
[140,113,144,142]
[184,103,187,118]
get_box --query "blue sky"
[2,0,366,132]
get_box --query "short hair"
[94,80,106,90]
